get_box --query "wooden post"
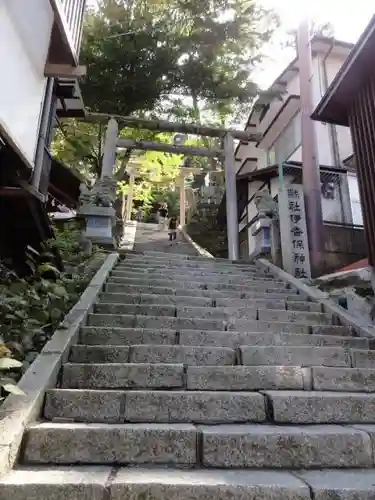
[101,118,118,178]
[223,133,239,261]
[125,170,135,222]
[179,174,186,227]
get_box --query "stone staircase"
[2,250,375,498]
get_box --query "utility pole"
[297,18,324,277]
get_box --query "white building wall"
[0,1,53,166]
[323,53,353,164]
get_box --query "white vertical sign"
[279,184,311,279]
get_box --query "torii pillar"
[177,166,201,227]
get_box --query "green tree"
[81,0,278,124]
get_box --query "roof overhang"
[56,79,86,118]
[312,15,375,127]
[257,95,300,150]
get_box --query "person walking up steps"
[168,215,178,241]
[158,203,168,230]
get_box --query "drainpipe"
[321,42,353,224]
[32,78,55,194]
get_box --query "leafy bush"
[0,342,24,401]
[0,223,100,398]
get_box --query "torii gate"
[87,114,261,261]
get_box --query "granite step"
[99,292,214,307]
[78,326,364,349]
[111,269,282,285]
[257,309,334,325]
[119,255,262,267]
[107,275,291,292]
[44,390,265,423]
[0,466,313,500]
[104,282,304,301]
[186,365,306,391]
[5,466,375,500]
[265,390,375,423]
[129,344,236,365]
[115,266,272,280]
[312,367,375,392]
[87,313,227,331]
[113,265,273,279]
[94,303,333,324]
[350,349,375,368]
[240,345,350,367]
[22,422,197,465]
[69,345,131,363]
[79,327,177,346]
[200,424,373,468]
[179,330,367,349]
[62,363,185,389]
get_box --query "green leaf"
[2,383,25,395]
[52,285,69,299]
[39,264,60,276]
[0,358,23,370]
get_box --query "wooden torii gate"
[87,113,261,261]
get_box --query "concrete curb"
[257,258,375,339]
[179,226,215,259]
[0,252,120,477]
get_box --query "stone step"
[240,345,350,367]
[105,282,304,301]
[88,312,347,336]
[44,390,265,423]
[111,269,282,285]
[179,329,366,349]
[312,367,375,392]
[79,326,363,350]
[80,327,177,346]
[310,325,352,336]
[215,297,320,312]
[124,390,266,423]
[107,275,290,292]
[113,261,275,279]
[70,345,130,363]
[99,293,322,313]
[94,303,251,320]
[200,424,373,468]
[186,365,305,390]
[351,349,375,368]
[114,264,271,279]
[0,466,313,500]
[100,292,214,307]
[233,322,350,336]
[129,344,235,365]
[95,303,332,324]
[123,252,260,267]
[266,390,375,423]
[94,303,178,317]
[22,422,197,465]
[87,313,227,331]
[257,309,333,325]
[62,363,185,389]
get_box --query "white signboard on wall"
[279,184,311,279]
